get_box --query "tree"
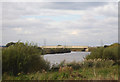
[6,42,16,47]
[57,45,62,46]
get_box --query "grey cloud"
[3,2,107,11]
[42,2,107,10]
[2,2,118,46]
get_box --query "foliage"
[103,46,118,61]
[63,59,115,69]
[6,42,16,47]
[86,43,119,61]
[82,59,114,68]
[2,42,119,80]
[59,66,73,73]
[66,61,82,70]
[2,64,118,80]
[86,47,104,59]
[43,48,71,54]
[70,48,85,51]
[0,48,2,80]
[88,47,97,52]
[51,59,115,72]
[50,60,66,72]
[2,42,50,75]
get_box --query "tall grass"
[2,59,118,80]
[82,59,114,68]
[51,59,115,71]
[2,42,50,75]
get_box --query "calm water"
[43,51,90,65]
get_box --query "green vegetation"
[0,48,2,80]
[2,60,118,80]
[2,42,50,75]
[88,47,97,52]
[5,42,71,55]
[43,48,71,54]
[2,42,119,80]
[86,43,119,62]
[70,48,85,51]
[6,42,16,47]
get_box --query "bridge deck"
[41,46,88,49]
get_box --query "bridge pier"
[85,48,89,52]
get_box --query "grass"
[2,59,118,80]
[2,64,118,80]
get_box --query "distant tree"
[104,45,109,48]
[57,45,62,46]
[6,42,16,47]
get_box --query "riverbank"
[42,48,71,55]
[2,42,119,80]
[4,42,71,55]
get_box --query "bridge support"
[85,48,89,52]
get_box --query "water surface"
[43,51,90,65]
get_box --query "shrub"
[2,42,50,75]
[94,59,114,68]
[59,66,73,73]
[86,47,104,59]
[82,59,114,68]
[82,59,94,68]
[51,60,66,72]
[44,48,71,54]
[6,42,16,47]
[86,43,119,62]
[103,46,118,61]
[66,61,81,70]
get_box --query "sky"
[2,2,118,46]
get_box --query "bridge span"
[41,46,89,52]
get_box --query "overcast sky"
[2,2,118,46]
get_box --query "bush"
[82,59,94,68]
[6,42,16,47]
[51,60,66,72]
[50,59,115,72]
[86,43,119,62]
[82,59,114,68]
[103,46,118,61]
[86,47,104,59]
[44,48,71,54]
[66,61,81,70]
[2,42,50,75]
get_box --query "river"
[43,51,90,65]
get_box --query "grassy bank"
[2,60,118,80]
